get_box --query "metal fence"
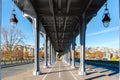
[0,59,34,68]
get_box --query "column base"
[33,70,40,76]
[78,70,86,75]
[64,60,67,64]
[44,65,48,69]
[48,63,51,65]
[67,63,70,66]
[71,65,75,69]
[68,63,71,66]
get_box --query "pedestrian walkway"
[3,60,119,80]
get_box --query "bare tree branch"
[1,27,26,55]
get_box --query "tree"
[39,50,44,59]
[85,49,91,58]
[14,49,23,60]
[111,54,119,61]
[75,50,80,58]
[2,50,11,61]
[94,51,103,59]
[89,53,95,58]
[111,56,117,61]
[90,51,103,59]
[115,54,119,59]
[1,27,25,60]
[23,51,29,59]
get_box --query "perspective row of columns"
[32,17,56,75]
[44,35,56,68]
[64,15,86,75]
[30,14,86,76]
[64,36,75,69]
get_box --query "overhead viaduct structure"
[13,0,107,76]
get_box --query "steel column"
[78,15,86,75]
[51,44,53,64]
[64,52,66,62]
[54,50,56,61]
[44,35,48,68]
[65,49,68,64]
[66,49,69,65]
[71,37,75,69]
[68,48,71,65]
[0,0,1,79]
[48,39,51,65]
[52,47,55,63]
[33,18,40,75]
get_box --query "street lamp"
[10,0,18,27]
[102,2,111,28]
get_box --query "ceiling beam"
[58,0,61,9]
[62,0,72,48]
[48,0,58,49]
[82,0,93,16]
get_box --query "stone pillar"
[78,15,86,75]
[44,34,48,68]
[33,18,40,75]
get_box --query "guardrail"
[86,60,119,68]
[0,59,34,68]
[75,59,119,68]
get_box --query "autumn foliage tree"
[15,50,23,60]
[75,50,80,58]
[39,50,44,59]
[74,49,104,60]
[1,27,25,60]
[94,51,103,59]
[2,50,11,61]
[85,49,91,58]
[111,54,119,61]
[23,51,29,59]
[115,54,119,59]
[89,51,103,59]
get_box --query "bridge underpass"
[10,0,113,78]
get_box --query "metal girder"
[62,0,72,40]
[14,0,107,51]
[48,0,58,50]
[82,0,93,16]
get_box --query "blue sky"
[2,0,119,49]
[76,0,119,49]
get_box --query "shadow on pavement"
[85,74,106,80]
[75,59,119,77]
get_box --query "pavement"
[2,60,119,80]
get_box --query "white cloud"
[87,26,119,36]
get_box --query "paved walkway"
[3,60,119,80]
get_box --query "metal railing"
[0,59,34,68]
